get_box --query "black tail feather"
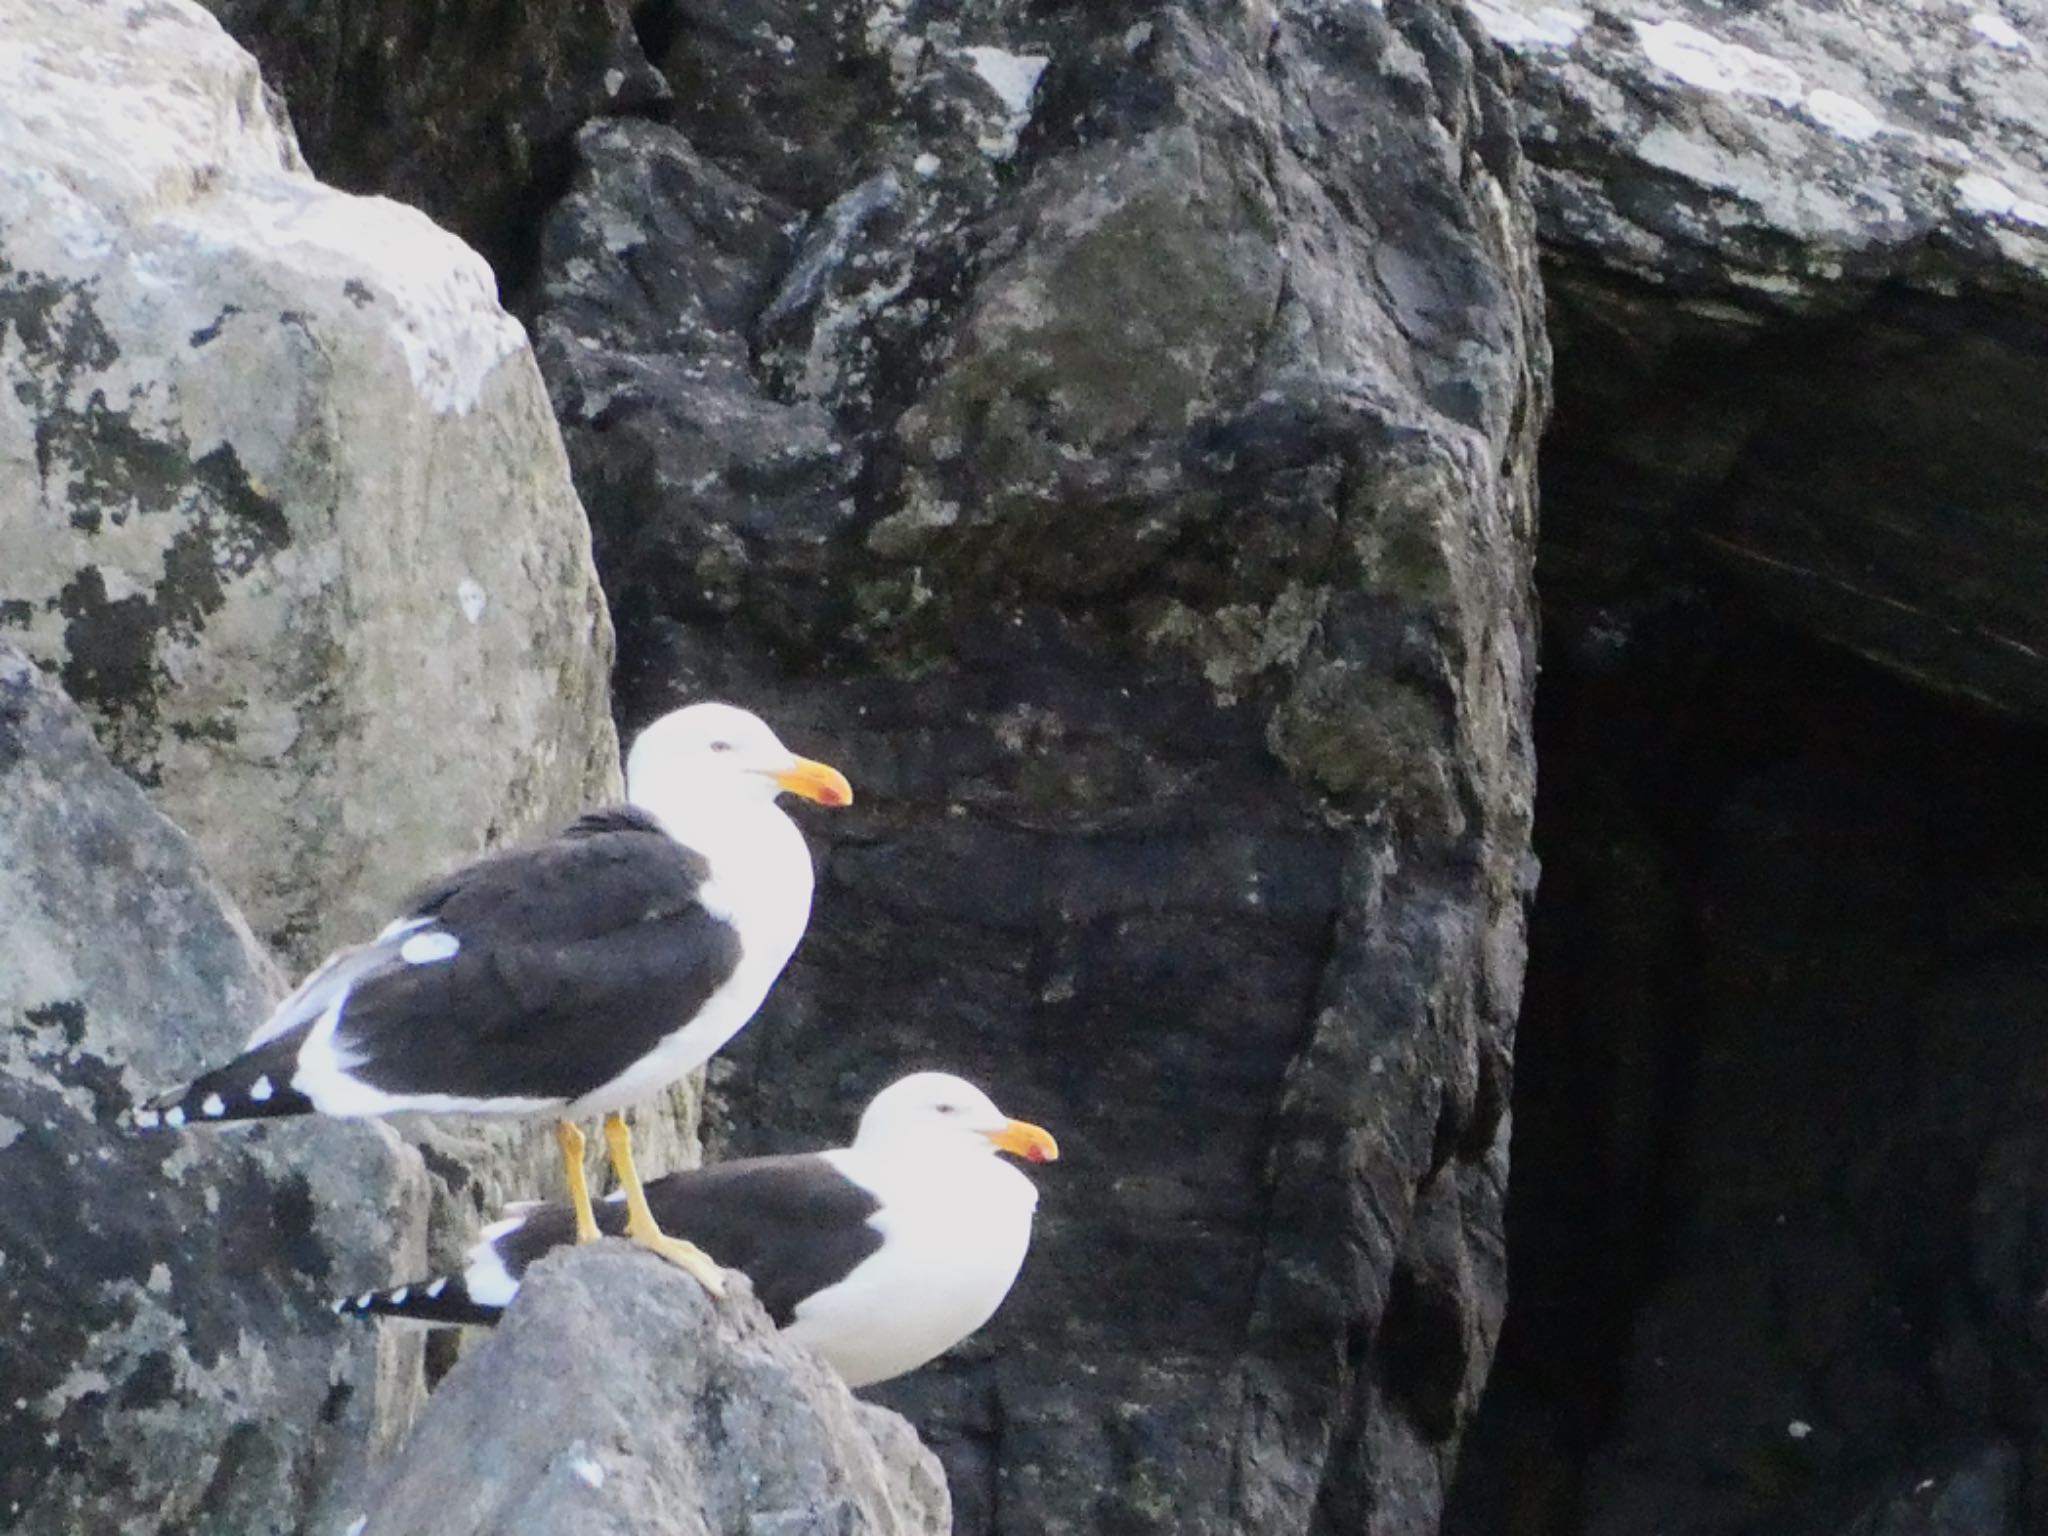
[333,1275,500,1327]
[131,1035,314,1130]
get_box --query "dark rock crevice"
[1452,501,2048,1536]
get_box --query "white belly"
[568,805,816,1117]
[786,1152,1039,1388]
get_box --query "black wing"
[498,1155,885,1324]
[334,810,744,1102]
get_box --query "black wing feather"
[496,1156,885,1324]
[335,813,744,1101]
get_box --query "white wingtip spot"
[200,1094,226,1118]
[399,931,461,965]
[425,1278,448,1299]
[355,1292,375,1310]
[250,1075,274,1103]
[133,1108,161,1130]
[389,1286,409,1305]
[164,1106,186,1129]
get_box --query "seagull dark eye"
[937,1103,959,1115]
[708,740,735,754]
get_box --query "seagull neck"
[628,782,782,851]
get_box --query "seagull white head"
[853,1072,1060,1164]
[625,702,852,812]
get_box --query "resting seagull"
[336,1072,1058,1388]
[132,702,851,1289]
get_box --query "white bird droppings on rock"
[912,152,941,177]
[457,576,488,623]
[1635,19,1805,106]
[570,1450,606,1489]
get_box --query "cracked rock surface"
[532,1,1547,1531]
[0,644,428,1536]
[1474,0,2048,722]
[354,1246,950,1536]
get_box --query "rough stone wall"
[355,1248,951,1536]
[0,644,429,1536]
[1470,0,2048,724]
[0,0,620,974]
[531,1,1546,1531]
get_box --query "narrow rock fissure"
[1452,573,2048,1535]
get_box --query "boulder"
[352,1244,951,1536]
[534,2,1544,1532]
[1473,0,2048,721]
[0,644,428,1536]
[0,0,620,976]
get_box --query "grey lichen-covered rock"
[1470,0,2048,297]
[0,644,429,1536]
[1472,0,2048,721]
[352,1245,952,1536]
[0,0,620,973]
[535,2,1543,1532]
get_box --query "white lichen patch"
[232,190,527,417]
[1635,19,1804,106]
[1956,171,2048,226]
[1969,11,2028,49]
[1464,0,1590,51]
[1803,88,1883,141]
[456,577,488,624]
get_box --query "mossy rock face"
[532,0,1544,1532]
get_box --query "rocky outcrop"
[199,0,669,280]
[0,644,428,1535]
[0,0,619,974]
[533,2,1544,1533]
[1438,3,2048,1532]
[1472,0,2048,722]
[353,1245,951,1536]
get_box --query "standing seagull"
[336,1072,1058,1389]
[132,702,851,1288]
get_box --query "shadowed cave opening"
[1447,501,2048,1531]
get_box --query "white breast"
[785,1149,1040,1389]
[567,800,815,1116]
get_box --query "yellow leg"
[602,1111,725,1295]
[557,1119,600,1245]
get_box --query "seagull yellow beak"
[987,1118,1060,1164]
[773,757,854,807]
